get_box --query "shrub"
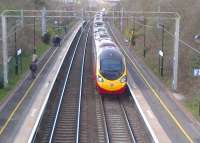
[0,73,4,88]
[41,32,51,44]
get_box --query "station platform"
[108,23,200,143]
[128,76,171,142]
[0,22,83,143]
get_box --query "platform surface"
[128,76,171,143]
[0,22,82,143]
[109,23,200,143]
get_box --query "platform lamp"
[143,18,146,58]
[32,17,38,63]
[14,24,19,75]
[199,100,200,117]
[160,24,164,77]
[33,17,36,54]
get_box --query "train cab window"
[98,28,107,33]
[101,59,122,71]
[100,50,124,80]
[95,21,104,27]
[99,42,115,48]
[100,34,109,39]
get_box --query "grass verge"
[119,23,200,121]
[0,20,76,102]
[185,96,200,121]
[0,42,49,102]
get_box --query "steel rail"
[86,10,178,15]
[120,102,137,143]
[85,10,179,18]
[100,96,137,143]
[48,21,88,143]
[29,22,84,143]
[107,22,194,143]
[107,22,159,143]
[99,96,110,143]
[4,15,81,18]
[103,16,176,20]
[0,21,83,140]
[75,22,91,143]
[101,96,136,143]
[1,9,79,15]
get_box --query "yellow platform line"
[0,48,58,135]
[110,26,194,143]
[128,58,194,143]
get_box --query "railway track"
[96,94,151,143]
[48,23,90,143]
[120,95,151,143]
[34,22,90,143]
[101,95,136,143]
[33,20,151,143]
[79,23,97,143]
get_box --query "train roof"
[98,39,116,47]
[97,44,122,56]
[100,48,122,60]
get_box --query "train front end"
[96,49,127,95]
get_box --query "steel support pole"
[21,9,24,27]
[33,17,36,54]
[199,101,200,116]
[120,8,123,32]
[133,17,135,31]
[41,7,47,36]
[161,24,164,77]
[15,26,18,75]
[82,8,84,21]
[113,9,114,24]
[2,15,8,86]
[172,17,180,90]
[157,0,161,28]
[81,8,84,32]
[143,18,146,57]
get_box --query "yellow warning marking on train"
[0,49,57,135]
[110,26,194,143]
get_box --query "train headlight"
[97,75,104,82]
[120,75,127,83]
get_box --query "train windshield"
[100,34,110,39]
[99,42,115,48]
[100,50,124,80]
[95,21,104,27]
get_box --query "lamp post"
[2,15,8,87]
[157,0,161,28]
[160,24,164,77]
[172,16,180,91]
[143,18,146,57]
[33,17,36,54]
[15,26,18,75]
